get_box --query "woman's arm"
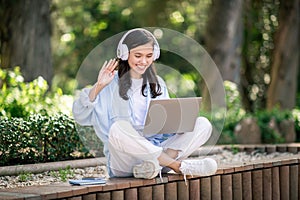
[72,88,97,126]
[89,59,119,102]
[72,59,118,125]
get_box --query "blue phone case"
[69,179,106,186]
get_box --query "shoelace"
[183,169,194,186]
[182,164,194,186]
[159,169,163,183]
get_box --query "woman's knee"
[109,120,140,142]
[109,120,128,144]
[196,117,212,132]
[195,116,213,138]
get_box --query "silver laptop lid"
[143,97,202,135]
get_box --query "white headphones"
[116,28,160,61]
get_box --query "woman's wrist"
[89,82,104,102]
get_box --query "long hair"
[118,30,162,100]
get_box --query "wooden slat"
[152,184,164,200]
[189,179,200,200]
[272,167,280,200]
[111,190,124,200]
[211,175,221,200]
[165,182,177,200]
[263,168,272,200]
[299,162,300,200]
[252,170,263,200]
[232,173,242,200]
[96,192,111,200]
[242,171,252,200]
[68,197,82,200]
[280,166,289,200]
[177,181,189,200]
[82,193,96,200]
[125,188,138,200]
[221,174,232,200]
[138,186,152,200]
[200,177,211,200]
[290,165,299,200]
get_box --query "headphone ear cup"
[117,28,160,61]
[118,44,129,60]
[153,44,160,61]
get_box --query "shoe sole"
[133,161,157,179]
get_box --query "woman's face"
[128,42,154,79]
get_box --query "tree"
[205,0,243,83]
[240,0,281,112]
[266,0,299,110]
[0,0,53,84]
[202,0,243,110]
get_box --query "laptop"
[143,97,202,135]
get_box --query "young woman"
[72,28,217,180]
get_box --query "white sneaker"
[179,158,218,179]
[133,160,161,179]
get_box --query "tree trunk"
[205,0,243,83]
[0,0,53,85]
[202,0,243,110]
[266,0,299,110]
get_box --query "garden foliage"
[0,67,91,166]
[0,67,72,118]
[0,113,90,166]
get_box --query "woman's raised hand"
[97,58,119,87]
[89,58,118,102]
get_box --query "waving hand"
[89,59,119,101]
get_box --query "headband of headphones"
[116,28,160,61]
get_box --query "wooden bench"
[0,144,300,200]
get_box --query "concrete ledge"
[0,157,106,176]
[2,143,297,176]
[0,145,222,176]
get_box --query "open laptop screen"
[143,97,202,135]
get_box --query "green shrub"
[0,67,101,166]
[0,67,73,118]
[292,109,300,142]
[76,125,104,157]
[217,81,298,144]
[254,108,293,143]
[0,113,91,166]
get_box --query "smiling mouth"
[136,65,147,70]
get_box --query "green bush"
[0,113,91,166]
[0,67,73,118]
[218,81,298,144]
[0,67,102,166]
[292,109,300,141]
[254,108,293,143]
[76,125,104,157]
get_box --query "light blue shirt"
[72,74,173,176]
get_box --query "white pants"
[108,117,212,177]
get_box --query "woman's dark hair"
[118,30,162,100]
